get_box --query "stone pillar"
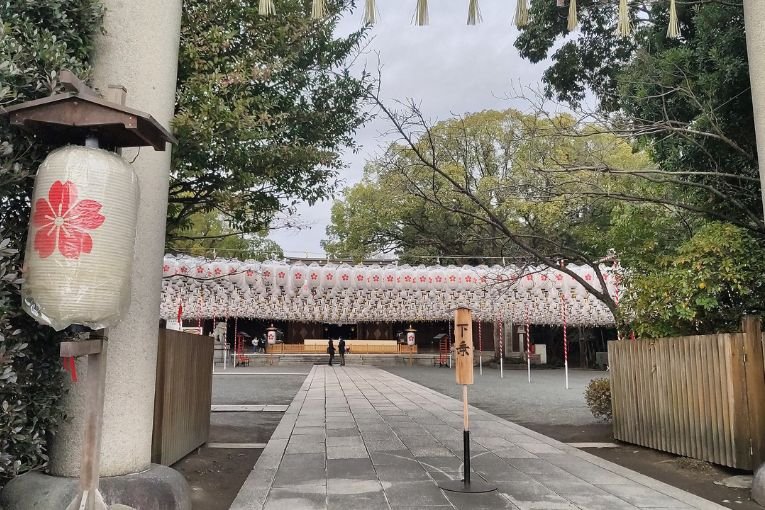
[48,0,182,477]
[744,0,765,217]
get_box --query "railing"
[152,329,214,466]
[608,317,765,470]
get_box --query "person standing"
[327,338,336,366]
[338,337,346,366]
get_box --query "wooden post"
[454,308,474,385]
[62,332,109,510]
[742,316,765,468]
[439,307,495,494]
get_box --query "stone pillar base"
[0,464,190,510]
[753,463,765,506]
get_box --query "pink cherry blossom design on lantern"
[32,180,105,259]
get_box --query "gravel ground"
[211,366,311,406]
[384,364,606,428]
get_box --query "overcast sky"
[268,0,550,257]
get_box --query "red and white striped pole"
[524,304,531,384]
[478,320,483,376]
[561,292,569,390]
[498,316,504,379]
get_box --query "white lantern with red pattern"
[22,146,139,331]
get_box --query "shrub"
[0,1,103,486]
[585,377,612,422]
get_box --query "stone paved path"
[230,366,726,510]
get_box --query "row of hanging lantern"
[161,255,618,326]
[259,0,679,38]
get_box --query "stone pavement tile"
[229,466,277,510]
[394,426,432,436]
[293,426,325,436]
[534,470,591,485]
[366,440,407,451]
[411,446,456,458]
[564,491,640,510]
[494,447,539,460]
[327,445,368,459]
[494,481,578,510]
[383,480,453,507]
[443,490,520,510]
[471,455,533,483]
[327,478,384,495]
[327,491,389,510]
[285,441,325,454]
[543,456,635,485]
[326,428,360,438]
[418,455,464,473]
[358,424,390,432]
[273,454,326,487]
[390,506,452,510]
[326,421,357,429]
[401,437,443,449]
[596,484,692,508]
[516,443,565,455]
[327,458,377,480]
[370,450,417,466]
[264,485,326,510]
[504,457,572,475]
[376,463,433,482]
[442,439,488,455]
[296,418,326,427]
[327,435,363,447]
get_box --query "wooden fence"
[608,317,765,470]
[152,329,214,466]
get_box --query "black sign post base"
[438,430,497,494]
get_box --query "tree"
[168,0,372,243]
[0,1,103,483]
[625,222,765,337]
[168,211,284,260]
[515,1,761,233]
[324,106,689,319]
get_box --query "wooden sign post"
[439,308,496,494]
[63,330,109,510]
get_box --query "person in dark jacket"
[327,339,336,366]
[338,338,346,366]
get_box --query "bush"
[585,377,612,422]
[0,1,103,486]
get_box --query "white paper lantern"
[322,264,337,290]
[22,146,138,331]
[307,263,321,289]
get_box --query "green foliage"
[516,2,761,232]
[617,4,758,229]
[0,0,103,484]
[584,377,612,422]
[625,223,765,338]
[169,0,371,241]
[515,0,637,109]
[0,238,66,483]
[323,108,675,269]
[168,211,284,260]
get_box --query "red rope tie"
[62,356,78,383]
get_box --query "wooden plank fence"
[608,317,765,470]
[152,329,214,466]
